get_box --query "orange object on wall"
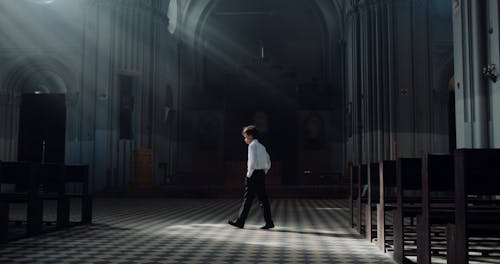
[135,148,153,187]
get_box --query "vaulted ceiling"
[177,0,346,46]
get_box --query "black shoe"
[260,222,275,229]
[228,219,244,228]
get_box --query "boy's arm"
[247,144,257,177]
[264,150,271,174]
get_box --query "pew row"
[0,162,92,242]
[447,149,500,264]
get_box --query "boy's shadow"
[247,226,360,239]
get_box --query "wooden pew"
[447,149,500,264]
[34,164,92,226]
[0,162,42,242]
[393,158,422,264]
[37,163,70,228]
[417,153,454,264]
[0,163,92,242]
[349,162,359,228]
[65,165,92,224]
[377,160,397,252]
[357,164,368,235]
[365,162,379,242]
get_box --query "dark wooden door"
[18,94,66,163]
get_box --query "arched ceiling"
[174,0,347,94]
[178,0,345,46]
[200,0,331,84]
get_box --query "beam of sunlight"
[139,222,362,253]
[193,15,302,104]
[29,0,56,4]
[154,222,355,237]
[0,0,170,131]
[198,24,293,102]
[245,240,283,247]
[315,207,349,211]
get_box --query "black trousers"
[236,170,273,225]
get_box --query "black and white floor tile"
[0,199,396,264]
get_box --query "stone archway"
[176,0,346,185]
[180,0,344,91]
[0,55,76,161]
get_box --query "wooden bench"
[0,162,92,242]
[417,153,454,264]
[349,162,359,229]
[357,164,368,235]
[365,162,379,242]
[377,160,397,252]
[35,164,92,226]
[37,163,70,228]
[447,149,500,264]
[0,162,43,242]
[393,158,422,264]
[65,165,92,224]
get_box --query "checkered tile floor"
[0,198,395,263]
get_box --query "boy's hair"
[242,125,260,139]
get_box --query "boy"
[228,125,274,229]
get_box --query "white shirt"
[247,139,271,177]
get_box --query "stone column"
[470,0,489,147]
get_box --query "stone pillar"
[470,0,489,147]
[453,0,498,148]
[346,0,450,162]
[486,0,500,147]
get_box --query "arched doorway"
[181,0,344,186]
[1,57,73,163]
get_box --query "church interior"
[1,0,500,263]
